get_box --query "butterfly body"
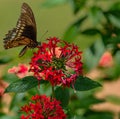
[3,3,39,57]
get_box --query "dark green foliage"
[72,76,101,91]
[71,0,87,14]
[55,87,70,107]
[5,76,47,93]
[63,16,87,42]
[83,110,114,119]
[106,95,120,105]
[0,56,12,64]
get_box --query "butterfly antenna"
[40,30,48,41]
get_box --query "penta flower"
[8,64,29,78]
[99,51,113,68]
[30,37,83,87]
[20,95,66,119]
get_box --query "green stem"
[36,87,40,94]
[52,86,55,99]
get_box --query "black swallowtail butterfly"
[3,3,39,57]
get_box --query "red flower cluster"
[30,37,83,87]
[8,64,29,78]
[99,51,113,68]
[20,95,66,119]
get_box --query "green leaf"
[63,16,87,42]
[84,39,105,70]
[72,15,87,28]
[0,56,12,64]
[55,87,70,107]
[2,74,18,83]
[63,26,78,42]
[110,2,120,10]
[113,53,120,78]
[81,28,100,35]
[89,6,104,25]
[0,112,6,117]
[84,110,114,119]
[71,0,87,14]
[0,115,19,119]
[5,76,46,93]
[79,95,105,108]
[72,76,102,91]
[106,95,120,105]
[41,0,67,7]
[108,14,120,28]
[69,94,105,110]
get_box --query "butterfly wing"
[19,3,37,41]
[3,3,37,49]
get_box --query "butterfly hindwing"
[3,3,38,56]
[4,36,32,49]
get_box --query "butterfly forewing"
[3,3,38,56]
[18,3,37,41]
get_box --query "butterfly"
[3,3,39,57]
